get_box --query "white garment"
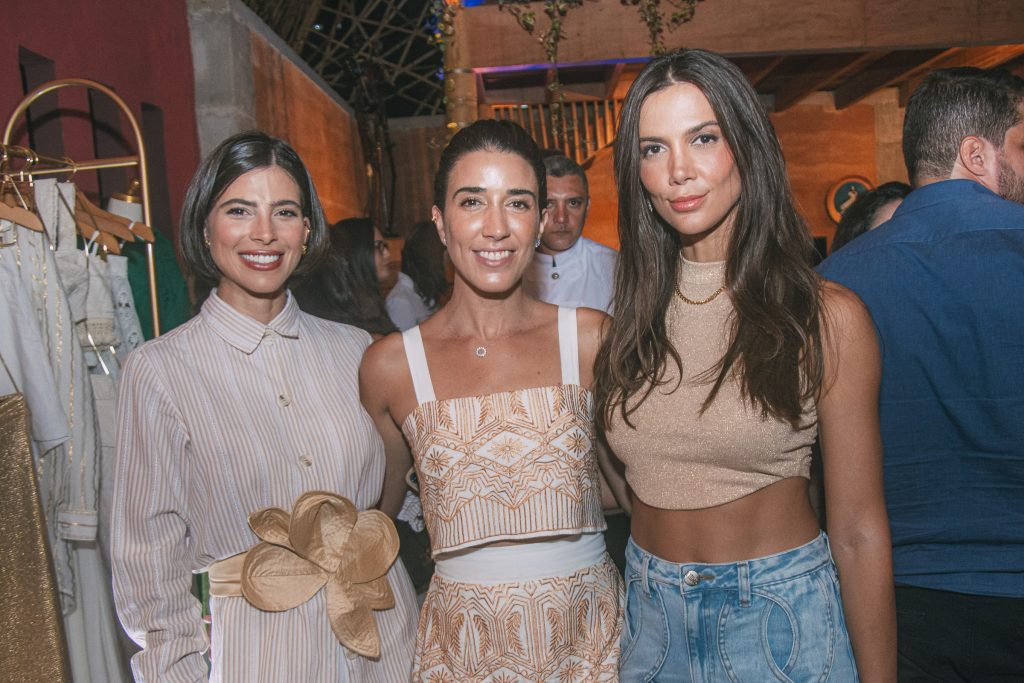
[32,179,132,682]
[386,271,436,331]
[524,236,618,313]
[108,254,145,355]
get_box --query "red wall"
[0,0,200,237]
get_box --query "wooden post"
[445,4,477,137]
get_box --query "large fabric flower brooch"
[240,491,399,658]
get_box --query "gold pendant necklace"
[674,283,726,305]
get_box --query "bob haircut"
[596,48,823,430]
[179,130,329,283]
[433,119,547,212]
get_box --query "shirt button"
[298,454,312,468]
[277,394,291,407]
[684,570,701,586]
[551,272,560,280]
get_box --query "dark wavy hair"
[402,220,449,308]
[831,181,911,253]
[179,130,329,283]
[434,119,546,211]
[595,48,824,430]
[292,217,396,336]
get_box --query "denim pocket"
[620,574,672,682]
[716,566,840,683]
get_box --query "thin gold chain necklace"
[674,283,726,305]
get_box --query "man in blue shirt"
[819,67,1024,681]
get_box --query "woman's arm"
[817,282,896,683]
[360,336,415,519]
[110,351,208,682]
[578,307,632,513]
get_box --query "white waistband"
[435,532,606,583]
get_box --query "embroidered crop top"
[401,307,606,557]
[605,258,817,510]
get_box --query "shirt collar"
[201,289,301,354]
[533,236,585,268]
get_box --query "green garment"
[124,231,192,338]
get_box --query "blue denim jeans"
[620,532,859,682]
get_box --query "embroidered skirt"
[413,534,623,682]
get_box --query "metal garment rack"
[1,77,161,335]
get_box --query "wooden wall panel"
[251,33,366,223]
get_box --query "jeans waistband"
[626,531,833,603]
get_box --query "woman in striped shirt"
[110,131,417,682]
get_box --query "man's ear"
[955,135,1001,192]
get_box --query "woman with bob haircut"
[294,216,397,337]
[111,130,417,682]
[361,119,626,681]
[595,49,895,680]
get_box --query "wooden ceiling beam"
[737,56,785,88]
[897,45,1024,105]
[459,0,1024,69]
[773,51,887,111]
[833,49,952,109]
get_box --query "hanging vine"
[498,0,591,149]
[429,0,460,115]
[621,0,704,56]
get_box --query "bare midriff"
[629,477,820,564]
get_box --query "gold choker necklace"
[675,283,726,305]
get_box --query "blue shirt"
[818,180,1024,598]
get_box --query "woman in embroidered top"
[361,119,626,682]
[110,131,417,682]
[595,50,896,681]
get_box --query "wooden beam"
[833,49,952,110]
[461,0,1024,69]
[773,52,886,111]
[734,56,785,88]
[896,45,1024,106]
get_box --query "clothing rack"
[1,78,161,335]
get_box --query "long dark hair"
[179,130,328,282]
[292,217,396,336]
[402,220,448,308]
[595,49,824,430]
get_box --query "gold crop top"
[400,308,606,556]
[604,258,816,510]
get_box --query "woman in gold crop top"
[595,50,896,681]
[361,120,627,681]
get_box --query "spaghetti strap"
[401,326,436,405]
[557,307,580,386]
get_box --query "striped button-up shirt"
[111,291,417,682]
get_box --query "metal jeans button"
[684,569,701,586]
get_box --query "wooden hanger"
[0,175,44,233]
[75,190,135,242]
[107,179,155,242]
